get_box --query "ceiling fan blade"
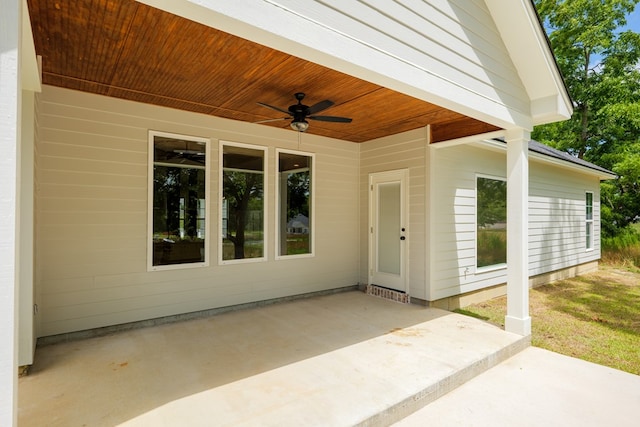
[257,102,291,115]
[308,99,334,114]
[308,115,353,123]
[254,117,289,124]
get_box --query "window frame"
[586,191,594,251]
[219,140,268,265]
[147,130,210,271]
[475,173,508,272]
[275,148,316,260]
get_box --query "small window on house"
[149,131,208,269]
[220,142,266,262]
[277,150,314,257]
[477,176,507,269]
[586,191,594,250]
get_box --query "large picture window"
[277,150,314,257]
[586,191,594,250]
[476,175,507,269]
[149,131,208,269]
[221,142,266,262]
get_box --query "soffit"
[26,0,499,143]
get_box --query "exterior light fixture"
[290,120,309,132]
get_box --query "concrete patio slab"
[396,346,640,427]
[19,290,527,426]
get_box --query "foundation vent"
[366,285,410,304]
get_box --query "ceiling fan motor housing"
[289,92,310,122]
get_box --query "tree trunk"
[233,207,246,259]
[579,48,590,160]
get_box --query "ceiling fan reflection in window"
[255,92,352,132]
[155,138,206,167]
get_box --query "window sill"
[219,257,267,265]
[475,263,507,274]
[148,261,208,272]
[275,253,315,261]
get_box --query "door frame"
[368,169,409,293]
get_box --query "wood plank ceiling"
[26,0,500,143]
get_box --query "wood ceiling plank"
[27,0,138,86]
[110,4,297,111]
[27,0,499,144]
[227,57,382,123]
[431,118,501,143]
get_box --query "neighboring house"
[288,214,310,234]
[1,1,614,421]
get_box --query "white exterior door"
[369,169,408,292]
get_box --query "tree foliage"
[223,171,263,259]
[286,170,310,221]
[533,0,640,236]
[153,166,204,240]
[477,177,507,228]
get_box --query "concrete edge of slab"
[36,285,359,347]
[357,334,532,426]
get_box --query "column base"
[505,315,531,336]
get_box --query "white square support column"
[1,0,21,425]
[505,128,531,336]
[19,90,36,367]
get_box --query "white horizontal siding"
[529,162,601,276]
[277,0,529,117]
[359,128,428,299]
[430,142,602,300]
[36,85,360,336]
[430,144,499,298]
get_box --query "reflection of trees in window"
[154,167,204,240]
[477,176,507,268]
[286,170,309,221]
[586,192,593,250]
[151,133,207,267]
[222,144,265,261]
[222,170,263,260]
[279,151,312,256]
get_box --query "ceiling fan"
[256,92,352,132]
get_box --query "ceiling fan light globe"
[291,120,309,132]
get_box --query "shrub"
[601,225,640,269]
[477,229,507,267]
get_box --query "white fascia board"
[21,0,41,92]
[430,130,506,149]
[139,0,533,130]
[485,0,572,126]
[530,94,571,124]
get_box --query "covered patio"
[3,1,577,423]
[19,291,527,426]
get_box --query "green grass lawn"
[456,265,640,375]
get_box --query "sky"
[581,4,640,68]
[624,5,640,32]
[612,4,640,67]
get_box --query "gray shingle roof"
[494,138,615,177]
